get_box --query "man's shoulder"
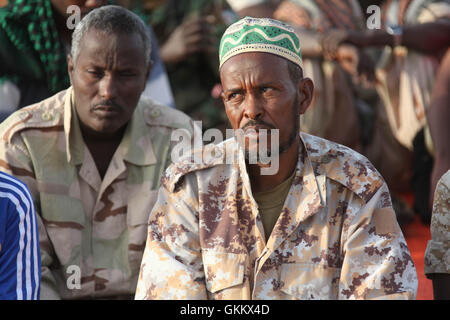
[160,139,235,192]
[434,170,450,207]
[0,171,32,207]
[438,170,450,189]
[302,133,385,202]
[0,90,67,143]
[0,170,31,191]
[138,96,196,131]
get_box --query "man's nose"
[243,94,264,120]
[99,75,117,100]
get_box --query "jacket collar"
[64,87,83,166]
[238,133,326,251]
[268,133,326,251]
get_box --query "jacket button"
[214,149,223,158]
[150,109,161,118]
[42,112,53,121]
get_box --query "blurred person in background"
[426,47,450,210]
[273,0,377,155]
[272,0,416,226]
[226,0,276,17]
[424,169,450,300]
[117,0,281,132]
[423,48,450,300]
[339,0,450,224]
[0,0,174,123]
[118,0,236,132]
[274,0,450,226]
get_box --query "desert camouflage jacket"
[136,133,418,300]
[425,169,450,276]
[0,88,198,299]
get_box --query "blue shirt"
[0,172,40,300]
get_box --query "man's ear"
[297,77,314,115]
[145,62,152,82]
[67,54,74,85]
[141,61,152,92]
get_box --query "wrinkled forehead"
[77,29,146,65]
[220,52,290,78]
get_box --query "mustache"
[241,119,276,131]
[91,100,123,110]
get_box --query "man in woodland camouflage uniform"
[136,17,418,300]
[0,6,198,299]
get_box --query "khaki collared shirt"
[0,88,199,299]
[136,133,418,300]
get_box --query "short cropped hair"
[71,5,152,67]
[287,60,303,84]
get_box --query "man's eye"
[87,70,103,77]
[261,87,272,93]
[120,72,136,77]
[228,92,241,100]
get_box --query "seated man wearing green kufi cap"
[136,17,418,300]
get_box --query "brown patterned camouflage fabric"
[136,133,418,300]
[424,170,450,276]
[0,87,199,299]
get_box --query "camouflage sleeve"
[424,171,450,276]
[339,183,418,300]
[135,173,207,300]
[0,135,61,300]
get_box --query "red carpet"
[402,215,434,300]
[398,192,434,300]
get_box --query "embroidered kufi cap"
[219,16,303,69]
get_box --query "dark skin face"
[220,52,314,192]
[68,30,150,137]
[68,30,150,177]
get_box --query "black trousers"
[412,128,433,225]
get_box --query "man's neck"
[247,139,300,193]
[79,124,126,180]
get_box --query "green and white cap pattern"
[219,16,303,69]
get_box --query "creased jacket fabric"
[0,88,199,299]
[136,133,418,300]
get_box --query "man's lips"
[243,125,271,132]
[241,120,276,132]
[242,125,275,139]
[92,105,121,117]
[240,126,275,146]
[94,105,120,111]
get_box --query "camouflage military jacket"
[136,133,418,300]
[424,170,450,276]
[0,88,198,299]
